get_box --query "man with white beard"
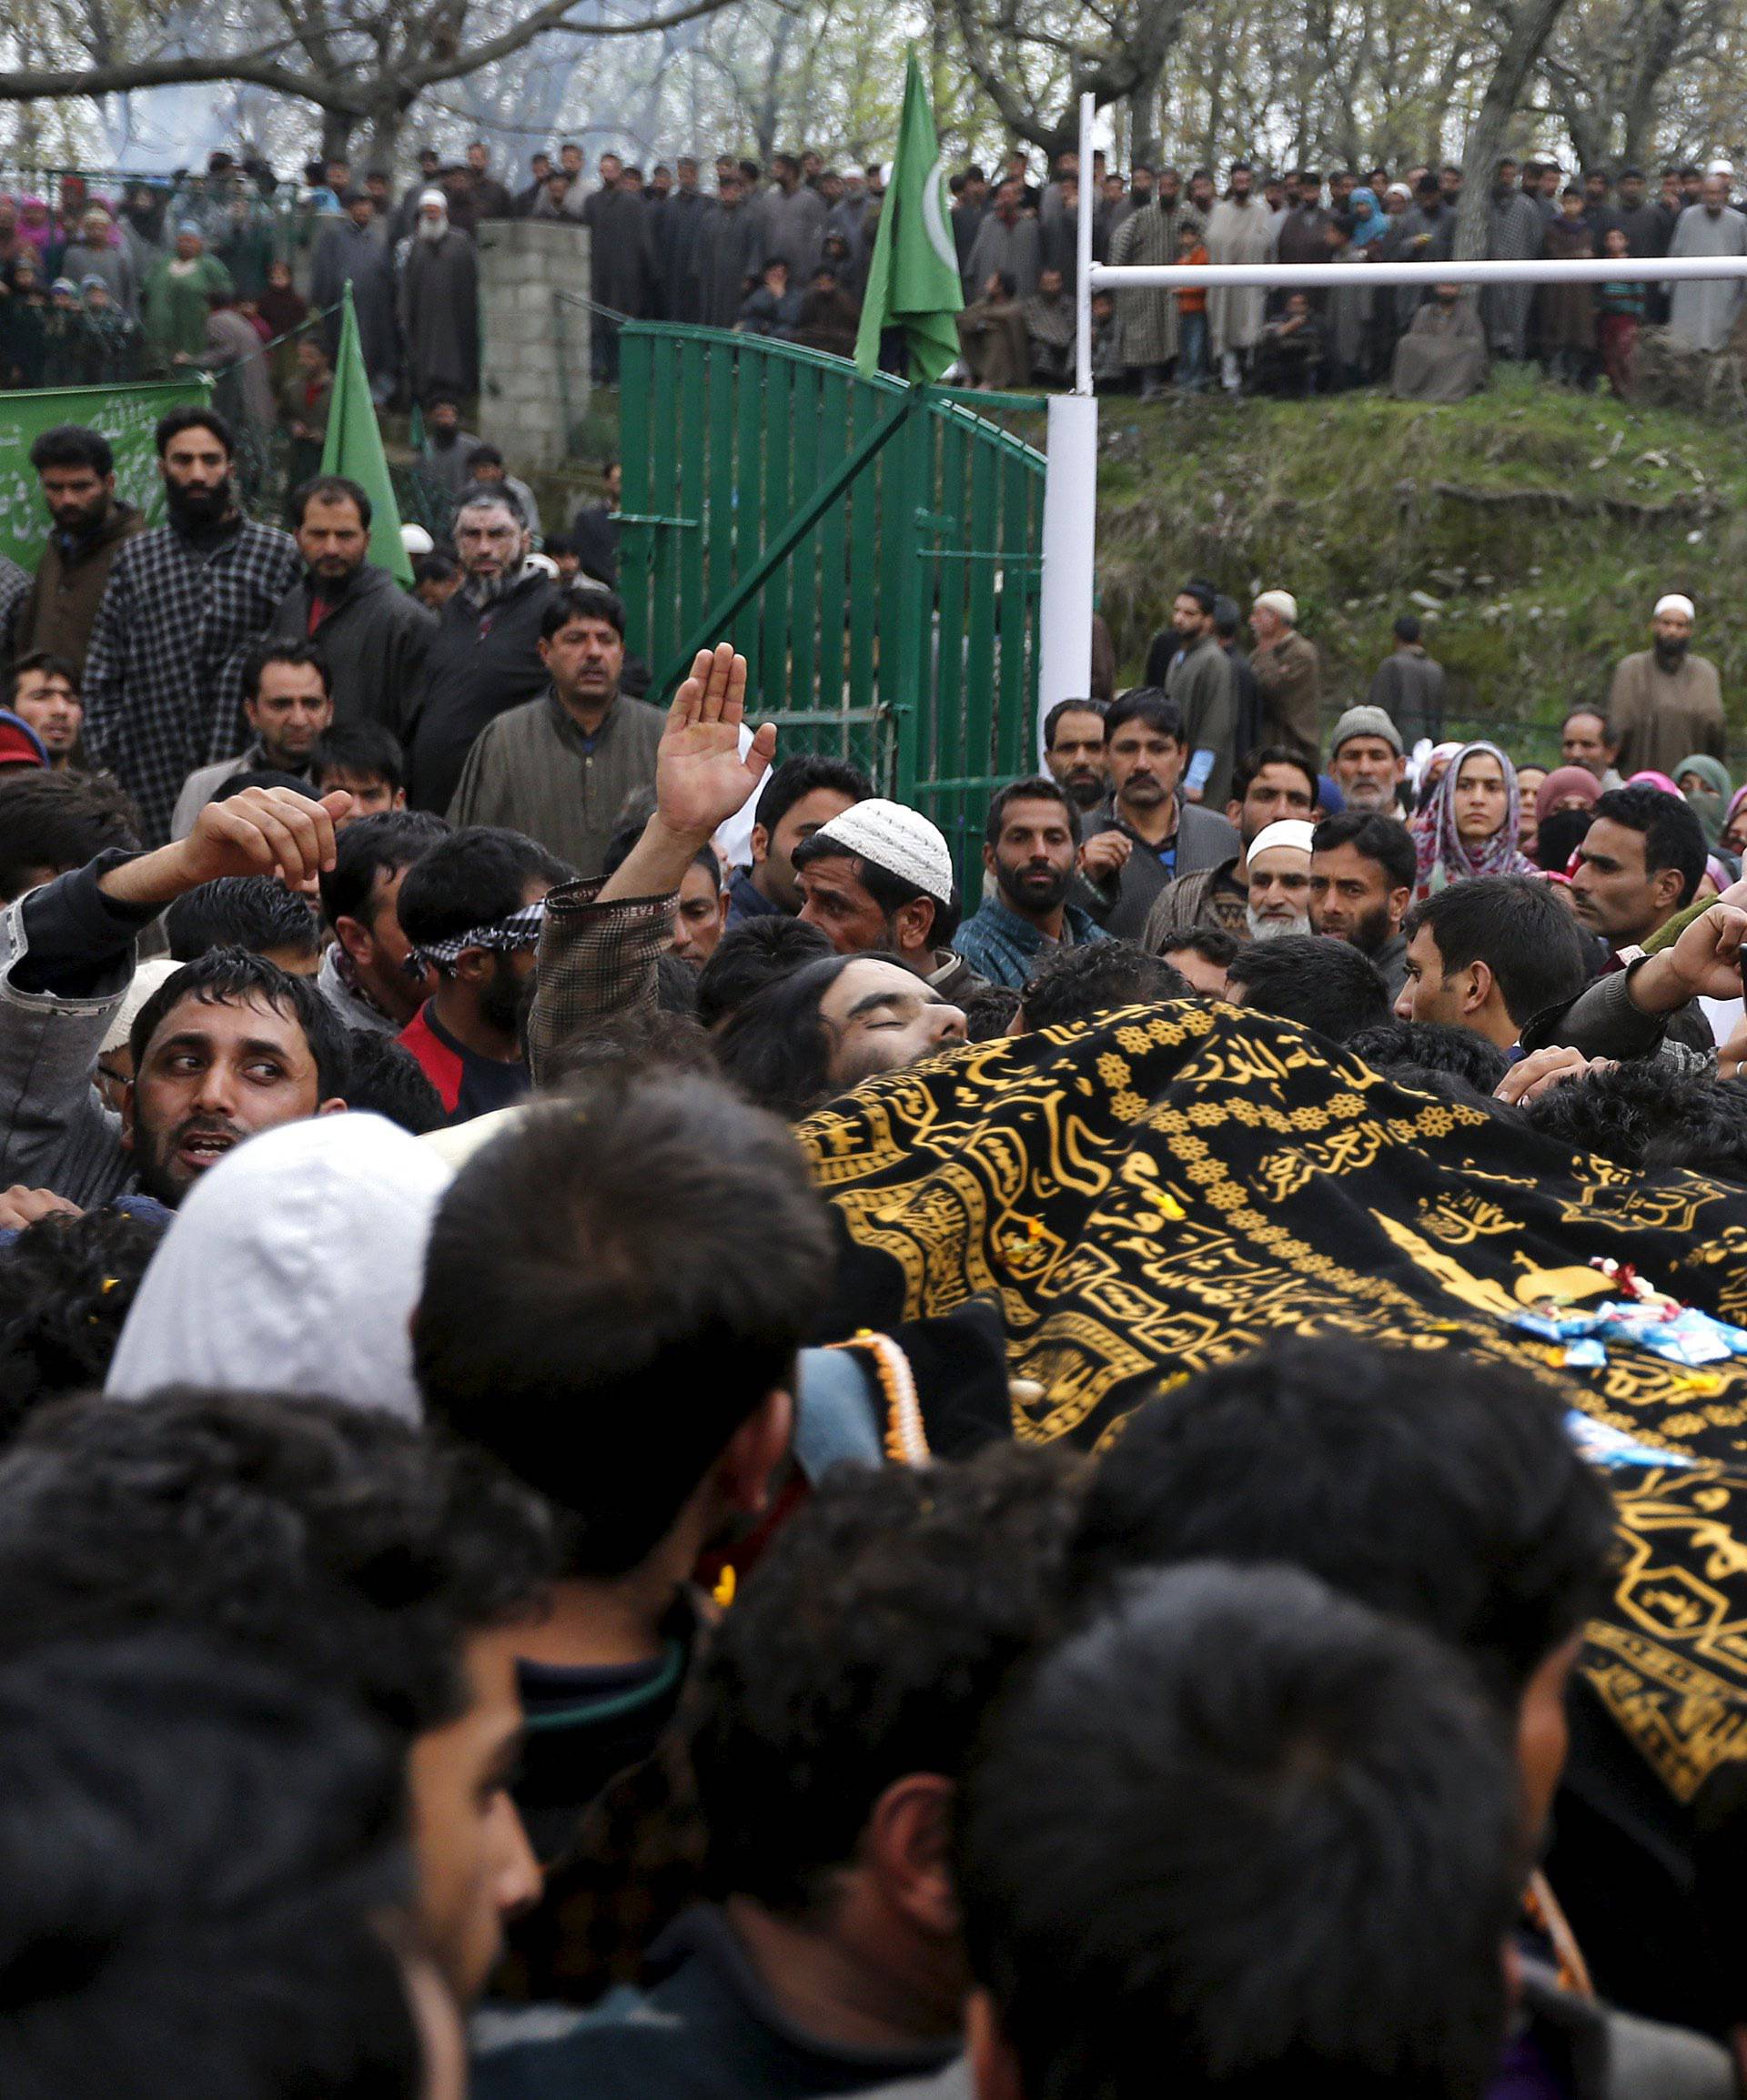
[399,189,480,406]
[1245,820,1314,940]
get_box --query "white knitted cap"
[813,797,956,904]
[1254,589,1298,624]
[1247,819,1316,864]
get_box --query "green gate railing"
[617,323,1046,889]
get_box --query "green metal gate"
[616,322,1046,888]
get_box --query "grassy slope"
[1094,366,1747,765]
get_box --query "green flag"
[320,283,412,584]
[853,53,964,382]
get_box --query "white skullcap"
[1247,819,1316,864]
[812,797,955,905]
[400,522,434,557]
[1387,183,1411,200]
[419,187,446,209]
[1654,593,1695,621]
[1708,160,1734,178]
[1254,589,1298,624]
[98,959,181,1059]
[522,550,560,578]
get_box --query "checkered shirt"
[527,875,671,1087]
[82,517,299,844]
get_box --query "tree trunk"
[1131,45,1166,166]
[363,100,405,175]
[1621,0,1687,167]
[1456,0,1574,261]
[321,106,357,162]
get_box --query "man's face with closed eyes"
[816,958,966,1085]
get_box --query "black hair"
[0,769,138,902]
[0,1634,422,2100]
[153,403,233,457]
[693,1448,1078,1913]
[962,1561,1523,2100]
[1561,705,1616,741]
[1069,1336,1615,1708]
[752,752,873,836]
[985,774,1081,847]
[1104,686,1185,744]
[8,649,81,703]
[1311,809,1417,890]
[1590,783,1707,908]
[1042,697,1106,750]
[339,1030,448,1136]
[963,982,1023,1040]
[1176,581,1216,614]
[413,550,459,587]
[0,1208,167,1439]
[1346,1018,1510,1095]
[318,808,449,929]
[540,583,626,641]
[470,444,505,469]
[165,875,321,964]
[312,721,406,795]
[1157,924,1239,967]
[0,1391,555,1737]
[1393,611,1422,643]
[288,472,372,529]
[241,635,332,703]
[1522,1064,1747,1184]
[1021,940,1191,1029]
[791,832,964,951]
[129,949,351,1101]
[1227,935,1389,1041]
[1403,874,1591,1027]
[695,915,833,1029]
[1232,743,1319,805]
[415,1074,834,1576]
[209,768,319,804]
[1212,595,1241,640]
[396,826,570,965]
[27,421,114,475]
[1535,806,1593,873]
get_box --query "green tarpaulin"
[0,378,209,570]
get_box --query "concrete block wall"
[479,219,591,473]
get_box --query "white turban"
[1254,590,1298,625]
[1654,593,1695,621]
[419,187,447,211]
[1708,160,1734,179]
[1247,819,1316,863]
[812,797,955,905]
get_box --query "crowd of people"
[10,139,1747,416]
[7,312,1747,2099]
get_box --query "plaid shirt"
[527,875,672,1087]
[0,555,27,662]
[83,517,299,844]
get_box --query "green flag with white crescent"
[320,283,412,583]
[853,52,964,382]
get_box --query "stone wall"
[478,218,591,472]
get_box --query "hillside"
[1093,367,1747,766]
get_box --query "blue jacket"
[954,893,1107,990]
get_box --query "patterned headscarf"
[1412,740,1534,895]
[405,899,545,977]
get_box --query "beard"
[1654,637,1690,668]
[1000,862,1075,915]
[1347,901,1395,955]
[1060,768,1105,811]
[50,494,108,538]
[480,953,532,1041]
[133,1109,247,1206]
[1247,906,1309,941]
[166,476,233,530]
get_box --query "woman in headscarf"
[0,251,49,385]
[1516,765,1548,854]
[257,257,309,391]
[1722,786,1747,859]
[1675,753,1732,849]
[1415,740,1462,813]
[1412,739,1534,898]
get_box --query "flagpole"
[1037,90,1100,759]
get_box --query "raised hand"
[653,643,778,843]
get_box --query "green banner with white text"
[0,378,209,570]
